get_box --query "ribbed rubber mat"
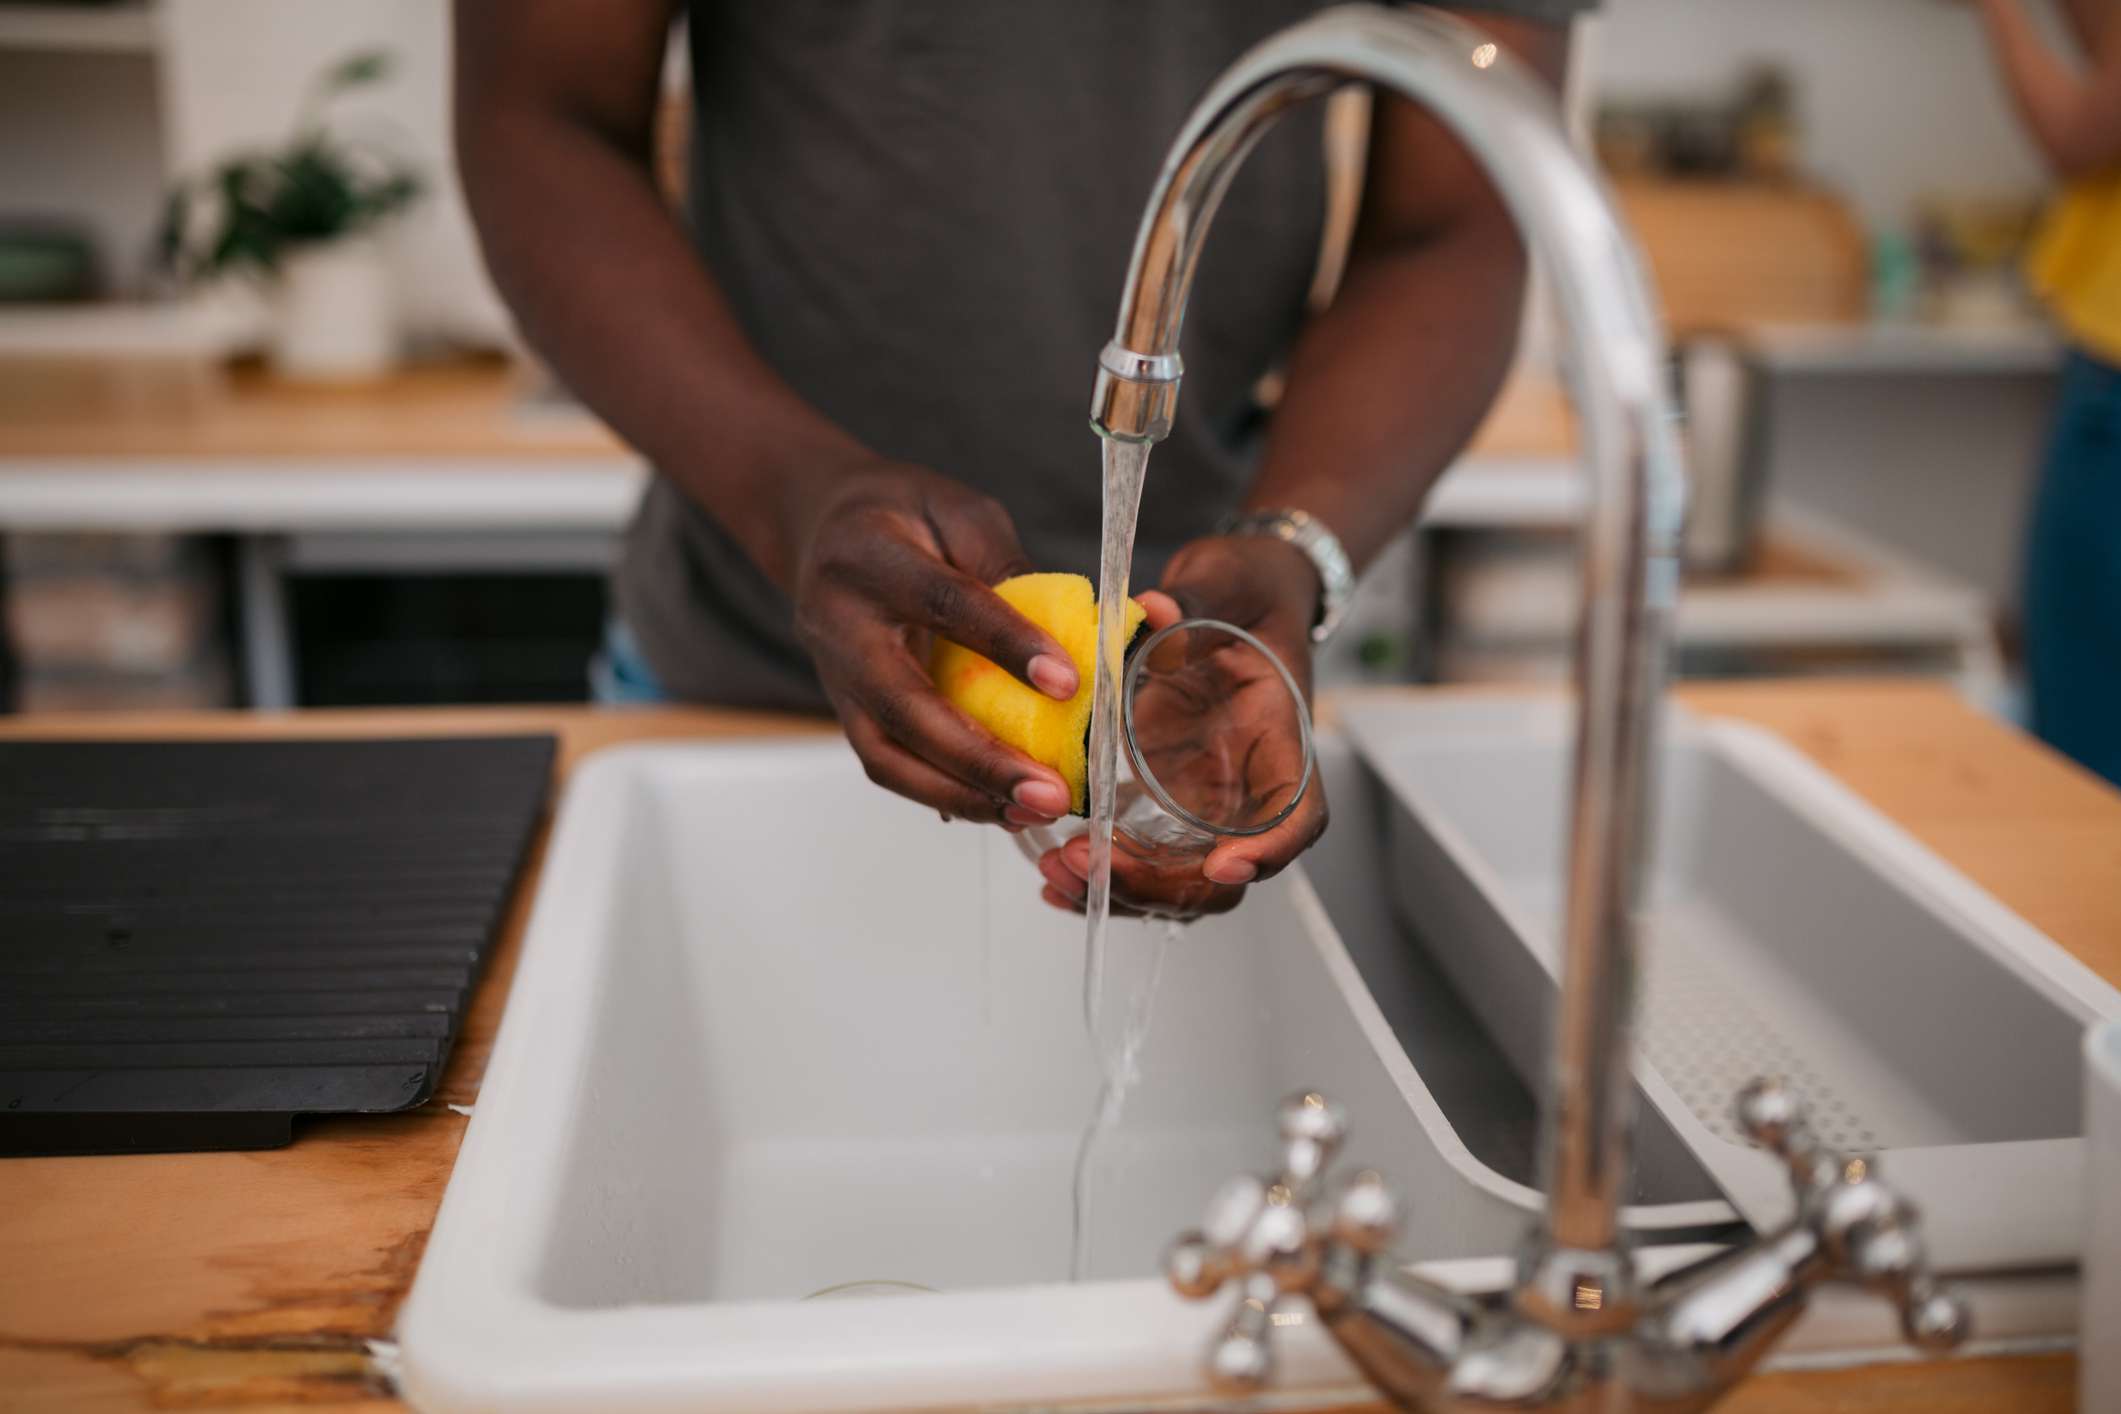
[0,735,555,1156]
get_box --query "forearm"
[1243,13,1562,577]
[457,103,864,588]
[1243,213,1526,574]
[1977,0,2121,176]
[2062,0,2113,52]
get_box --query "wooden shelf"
[0,3,157,54]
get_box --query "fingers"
[848,643,1073,817]
[1039,847,1086,904]
[1036,852,1160,919]
[926,488,1035,591]
[797,471,1092,826]
[1137,590,1184,633]
[922,492,1072,694]
[873,539,1078,702]
[1036,768,1328,919]
[1050,836,1244,920]
[1202,784,1329,887]
[840,709,1011,824]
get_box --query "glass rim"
[1120,616,1316,840]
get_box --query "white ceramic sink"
[400,736,1518,1412]
[400,706,2108,1412]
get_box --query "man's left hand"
[1035,533,1329,919]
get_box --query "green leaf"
[322,49,392,93]
[158,48,423,286]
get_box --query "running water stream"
[1069,919,1175,1280]
[1067,436,1155,1282]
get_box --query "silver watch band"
[1216,508,1355,644]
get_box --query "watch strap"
[1217,508,1355,644]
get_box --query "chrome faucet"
[1090,7,1969,1408]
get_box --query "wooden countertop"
[0,353,1574,463]
[0,356,627,462]
[0,353,1574,535]
[2,681,2109,1412]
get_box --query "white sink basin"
[400,706,2109,1412]
[401,736,1528,1412]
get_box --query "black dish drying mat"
[0,735,555,1156]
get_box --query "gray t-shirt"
[619,1,1590,710]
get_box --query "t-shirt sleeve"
[1427,0,1599,22]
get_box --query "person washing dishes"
[453,1,1588,915]
[1975,0,2121,787]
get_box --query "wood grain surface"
[0,355,1572,466]
[0,356,626,461]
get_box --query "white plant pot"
[270,239,398,382]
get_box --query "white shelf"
[0,301,251,356]
[1737,321,2065,377]
[0,459,646,534]
[0,3,158,54]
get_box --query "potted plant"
[158,51,424,382]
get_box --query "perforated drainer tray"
[1492,884,1902,1155]
[1341,694,2121,1272]
[1639,907,1886,1152]
[0,735,553,1156]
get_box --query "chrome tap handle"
[1734,1079,1971,1352]
[1277,1090,1349,1194]
[1163,1091,1393,1394]
[1206,1272,1280,1393]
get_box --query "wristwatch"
[1217,507,1355,644]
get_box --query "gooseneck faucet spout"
[1095,0,1680,1321]
[1100,7,1967,1409]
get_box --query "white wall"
[1588,0,2052,230]
[4,0,2065,337]
[158,0,512,346]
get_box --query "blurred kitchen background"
[0,0,2075,715]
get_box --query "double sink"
[397,693,2117,1412]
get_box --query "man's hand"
[789,459,1082,828]
[1035,535,1328,918]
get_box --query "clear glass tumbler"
[1015,616,1316,874]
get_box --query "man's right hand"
[785,459,1081,829]
[455,1,1085,826]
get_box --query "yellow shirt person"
[2027,167,2121,365]
[1976,0,2121,788]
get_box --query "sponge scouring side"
[929,572,1148,816]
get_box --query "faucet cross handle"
[1735,1078,1972,1351]
[1164,1091,1403,1393]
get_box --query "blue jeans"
[589,619,670,705]
[2024,348,2121,788]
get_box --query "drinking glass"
[1015,616,1316,875]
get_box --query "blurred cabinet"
[286,571,605,707]
[1616,178,1870,336]
[2,531,232,711]
[1422,504,2004,702]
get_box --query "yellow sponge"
[930,572,1147,815]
